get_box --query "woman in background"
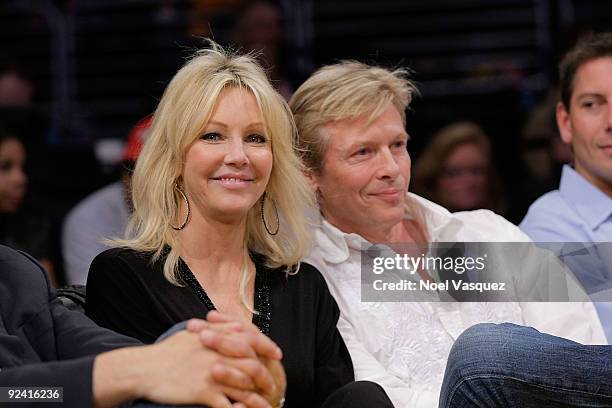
[0,126,55,284]
[412,121,506,215]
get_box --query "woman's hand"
[186,312,287,407]
[258,357,286,407]
[93,329,274,408]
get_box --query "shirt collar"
[559,165,612,230]
[317,217,368,264]
[314,193,460,264]
[409,193,463,241]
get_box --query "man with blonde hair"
[290,61,606,407]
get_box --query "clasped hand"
[145,311,286,408]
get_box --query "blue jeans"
[439,323,612,408]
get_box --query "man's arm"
[0,357,98,408]
[0,321,280,408]
[92,330,274,408]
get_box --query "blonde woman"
[85,44,393,408]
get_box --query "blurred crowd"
[0,0,599,288]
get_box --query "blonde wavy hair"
[289,60,416,172]
[114,42,313,297]
[289,61,429,241]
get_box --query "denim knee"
[441,323,612,408]
[444,323,536,384]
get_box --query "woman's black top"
[85,247,354,408]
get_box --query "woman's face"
[436,142,489,211]
[182,87,273,223]
[0,137,27,213]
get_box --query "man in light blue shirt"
[521,165,612,244]
[520,34,612,340]
[438,33,612,408]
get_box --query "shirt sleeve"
[493,238,608,344]
[520,199,589,242]
[520,301,607,345]
[0,250,140,408]
[519,206,610,344]
[0,310,139,408]
[520,219,579,242]
[0,356,96,408]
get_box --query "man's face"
[310,104,411,236]
[0,138,27,213]
[557,56,612,195]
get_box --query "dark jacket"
[0,245,139,407]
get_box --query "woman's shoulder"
[90,246,160,277]
[94,246,152,263]
[296,262,327,282]
[288,261,326,283]
[261,258,330,293]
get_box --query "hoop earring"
[260,191,279,236]
[171,183,190,230]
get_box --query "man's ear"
[304,169,320,193]
[556,101,573,145]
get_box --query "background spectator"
[520,31,612,341]
[412,121,506,215]
[0,63,33,108]
[0,126,55,285]
[230,0,296,99]
[62,116,151,285]
[516,88,574,216]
